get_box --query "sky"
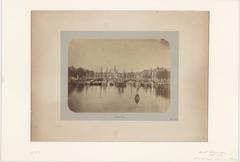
[68,39,171,72]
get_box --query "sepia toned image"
[31,11,208,141]
[68,39,171,113]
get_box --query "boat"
[109,82,114,86]
[115,78,126,87]
[134,94,140,104]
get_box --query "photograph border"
[61,31,179,120]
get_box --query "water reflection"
[76,84,84,92]
[69,84,170,98]
[155,85,170,98]
[117,87,125,95]
[68,83,170,112]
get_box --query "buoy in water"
[134,94,140,104]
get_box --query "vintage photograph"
[68,39,171,112]
[31,11,209,142]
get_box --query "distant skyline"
[68,39,171,72]
[69,65,169,73]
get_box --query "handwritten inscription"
[194,151,237,162]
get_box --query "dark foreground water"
[68,85,170,112]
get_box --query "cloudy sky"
[68,39,171,72]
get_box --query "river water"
[68,85,170,112]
